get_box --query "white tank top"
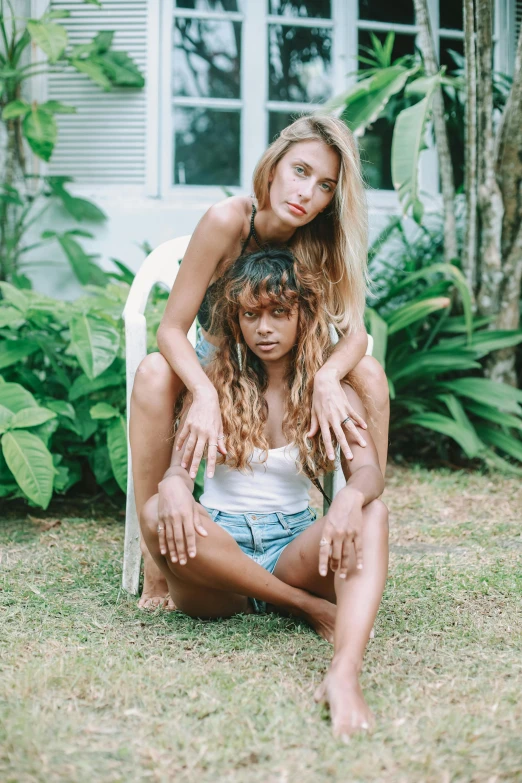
[200,444,311,515]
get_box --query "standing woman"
[131,115,390,608]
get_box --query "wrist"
[338,485,365,507]
[160,471,192,491]
[191,380,218,399]
[315,365,342,385]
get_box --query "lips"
[287,202,307,215]
[257,342,278,351]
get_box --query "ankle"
[330,655,363,678]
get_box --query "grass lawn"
[1,465,521,782]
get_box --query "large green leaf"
[365,307,387,369]
[391,351,481,383]
[402,412,484,459]
[386,297,450,335]
[440,329,522,358]
[439,378,522,414]
[0,307,26,329]
[95,51,145,87]
[0,383,38,413]
[40,100,76,115]
[1,430,55,508]
[70,58,111,90]
[2,100,31,120]
[391,74,440,223]
[476,425,522,463]
[70,314,120,379]
[332,66,415,134]
[0,340,39,369]
[0,405,14,435]
[464,400,522,432]
[107,416,127,492]
[90,402,119,420]
[23,107,57,161]
[0,281,29,313]
[27,20,67,63]
[385,263,473,342]
[68,371,123,401]
[57,234,107,286]
[11,407,57,429]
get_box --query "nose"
[256,311,273,335]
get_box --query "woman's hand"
[157,476,208,564]
[319,488,365,579]
[308,369,367,462]
[176,386,227,479]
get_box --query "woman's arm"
[308,324,369,463]
[318,383,384,579]
[156,199,244,478]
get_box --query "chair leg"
[122,472,142,595]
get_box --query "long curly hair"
[202,248,339,478]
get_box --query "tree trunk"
[463,0,478,301]
[413,0,458,263]
[475,0,504,319]
[490,25,522,384]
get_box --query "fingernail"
[190,471,196,478]
[189,551,195,558]
[357,564,363,570]
[181,462,186,468]
[171,556,177,563]
[361,440,367,447]
[320,568,327,576]
[179,558,186,565]
[207,472,214,478]
[161,549,166,555]
[339,573,346,579]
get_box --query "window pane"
[440,37,464,70]
[174,17,241,99]
[175,0,243,11]
[359,0,414,25]
[174,108,240,185]
[268,110,302,142]
[269,0,331,19]
[359,119,393,191]
[358,29,416,69]
[269,24,332,102]
[439,2,463,30]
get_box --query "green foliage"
[368,219,522,470]
[0,2,144,285]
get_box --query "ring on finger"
[341,416,351,426]
[208,443,218,448]
[157,525,164,532]
[319,537,330,546]
[217,435,225,440]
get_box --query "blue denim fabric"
[201,505,317,613]
[195,334,217,367]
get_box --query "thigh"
[141,496,251,619]
[273,515,355,604]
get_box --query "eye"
[294,165,305,175]
[320,182,332,192]
[273,307,286,315]
[243,310,255,318]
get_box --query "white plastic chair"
[121,236,374,595]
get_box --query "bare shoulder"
[200,195,249,237]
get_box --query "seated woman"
[140,249,389,739]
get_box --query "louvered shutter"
[47,0,148,185]
[516,1,522,45]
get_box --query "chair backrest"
[123,235,192,319]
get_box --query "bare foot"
[301,596,336,643]
[138,554,176,611]
[314,662,374,739]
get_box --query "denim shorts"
[195,334,217,367]
[202,505,317,612]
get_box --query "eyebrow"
[294,158,338,185]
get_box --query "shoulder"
[201,195,250,236]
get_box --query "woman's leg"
[274,499,389,737]
[349,355,390,476]
[130,352,184,609]
[140,495,337,642]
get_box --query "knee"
[140,494,160,540]
[365,499,389,538]
[353,355,389,410]
[132,352,176,406]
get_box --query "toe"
[314,680,327,704]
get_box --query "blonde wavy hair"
[253,114,369,335]
[190,248,341,479]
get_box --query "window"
[164,0,511,196]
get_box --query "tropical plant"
[368,219,522,470]
[0,0,145,285]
